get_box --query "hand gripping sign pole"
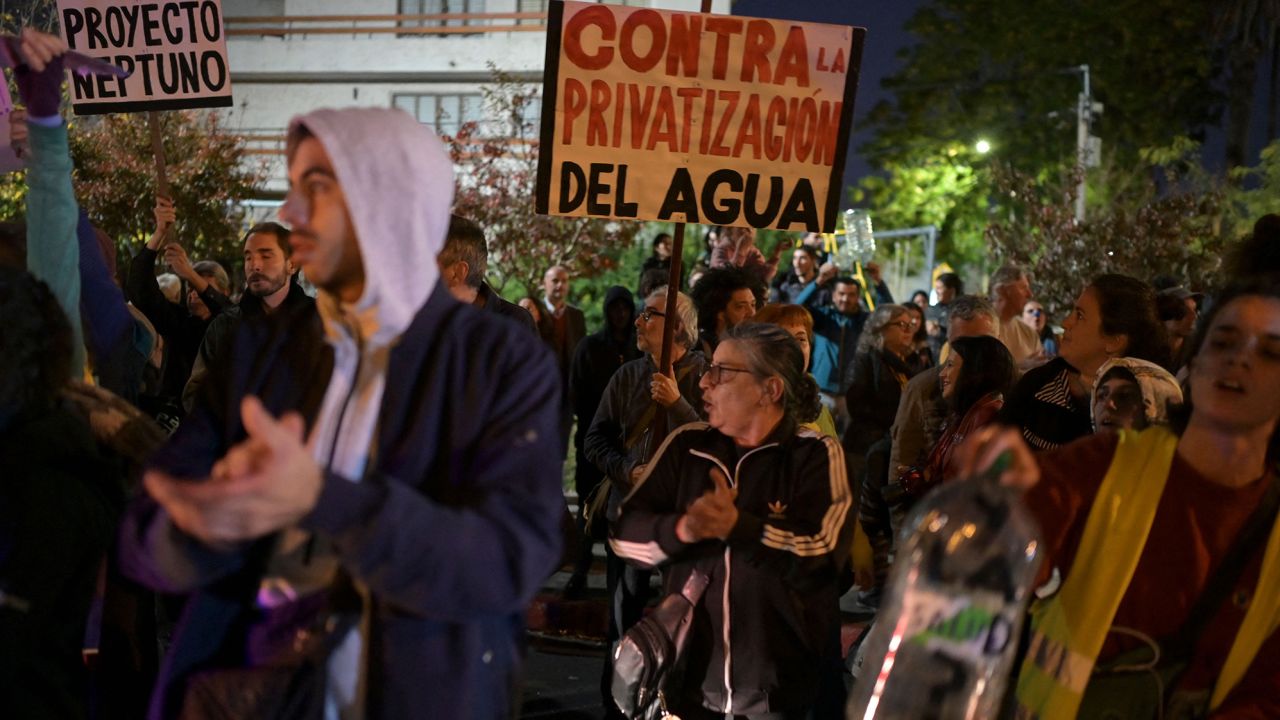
[148,111,173,244]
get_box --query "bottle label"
[904,589,1014,663]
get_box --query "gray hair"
[990,263,1027,290]
[646,286,699,349]
[947,294,999,326]
[724,323,821,423]
[192,260,230,294]
[857,304,911,356]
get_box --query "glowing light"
[975,139,992,154]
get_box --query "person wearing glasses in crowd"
[1022,300,1058,357]
[611,323,852,719]
[583,286,706,719]
[842,304,922,606]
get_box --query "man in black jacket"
[437,214,535,332]
[181,222,316,412]
[564,285,641,598]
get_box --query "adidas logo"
[768,500,787,518]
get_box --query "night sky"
[732,0,922,189]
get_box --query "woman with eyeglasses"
[1022,300,1059,357]
[956,279,1280,719]
[901,302,935,372]
[610,323,853,720]
[841,304,921,605]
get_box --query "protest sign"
[536,1,864,232]
[56,0,233,114]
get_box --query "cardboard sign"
[536,1,864,232]
[56,0,233,115]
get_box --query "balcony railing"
[225,12,549,38]
[237,130,536,160]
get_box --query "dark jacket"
[583,349,706,506]
[119,284,565,720]
[475,281,535,333]
[181,278,317,412]
[999,356,1093,451]
[1,404,124,720]
[843,349,916,460]
[125,247,230,402]
[570,285,641,454]
[611,420,853,715]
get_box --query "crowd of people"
[2,26,1279,720]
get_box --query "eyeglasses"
[1025,309,1043,317]
[639,307,666,323]
[703,362,752,386]
[888,320,917,331]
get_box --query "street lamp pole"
[1074,64,1102,222]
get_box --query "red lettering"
[764,96,786,160]
[783,97,798,161]
[647,87,679,152]
[562,78,588,144]
[620,10,665,73]
[813,100,842,165]
[612,82,626,148]
[563,6,616,71]
[677,87,700,153]
[666,14,701,78]
[706,17,744,81]
[741,20,775,83]
[732,95,763,159]
[775,26,811,87]
[628,84,657,149]
[794,97,816,162]
[587,80,610,146]
[699,89,716,154]
[832,47,847,74]
[711,90,739,157]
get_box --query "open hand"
[677,468,739,542]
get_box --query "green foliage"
[851,141,990,271]
[67,111,266,274]
[446,67,641,303]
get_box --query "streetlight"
[975,139,992,154]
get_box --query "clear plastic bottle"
[847,464,1042,720]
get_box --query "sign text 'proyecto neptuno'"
[536,1,864,232]
[56,0,233,114]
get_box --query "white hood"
[288,107,454,345]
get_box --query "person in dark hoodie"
[120,106,564,719]
[181,221,316,412]
[564,285,641,598]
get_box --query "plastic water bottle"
[847,459,1042,720]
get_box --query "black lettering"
[136,53,156,94]
[105,6,127,47]
[200,0,222,42]
[742,174,783,227]
[157,53,179,94]
[62,9,85,50]
[658,168,699,223]
[558,162,586,213]
[177,51,200,92]
[777,179,818,230]
[113,55,134,96]
[586,163,612,215]
[200,50,227,91]
[702,169,743,225]
[141,4,163,46]
[72,71,95,99]
[614,164,638,218]
[85,7,109,50]
[180,2,200,40]
[118,5,141,46]
[94,72,117,99]
[162,3,183,43]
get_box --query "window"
[393,94,486,137]
[399,0,486,28]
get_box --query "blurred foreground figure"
[121,108,565,719]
